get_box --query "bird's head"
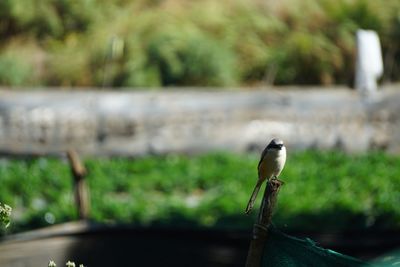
[267,138,284,150]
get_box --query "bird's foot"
[270,176,285,185]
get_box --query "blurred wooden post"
[245,179,283,267]
[67,150,89,220]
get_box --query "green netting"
[371,250,400,266]
[262,227,368,267]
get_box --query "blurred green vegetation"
[0,0,399,87]
[0,150,399,234]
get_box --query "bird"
[245,138,286,214]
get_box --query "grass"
[0,150,399,234]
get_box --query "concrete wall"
[0,86,399,156]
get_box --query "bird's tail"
[245,180,263,214]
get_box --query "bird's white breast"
[259,146,286,180]
[274,146,286,174]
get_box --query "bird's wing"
[257,146,269,170]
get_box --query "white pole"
[355,30,383,96]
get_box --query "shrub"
[0,54,33,86]
[0,0,97,39]
[1,0,400,87]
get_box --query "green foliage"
[0,150,400,233]
[0,0,97,39]
[0,158,76,232]
[277,150,400,230]
[144,31,236,86]
[0,0,400,87]
[0,53,33,86]
[119,23,237,87]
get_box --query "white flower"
[48,260,57,267]
[0,203,12,228]
[3,204,12,214]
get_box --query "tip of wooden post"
[66,149,87,177]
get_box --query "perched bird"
[245,138,286,214]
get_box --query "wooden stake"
[245,179,283,267]
[67,150,89,220]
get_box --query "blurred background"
[0,0,400,266]
[0,0,399,87]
